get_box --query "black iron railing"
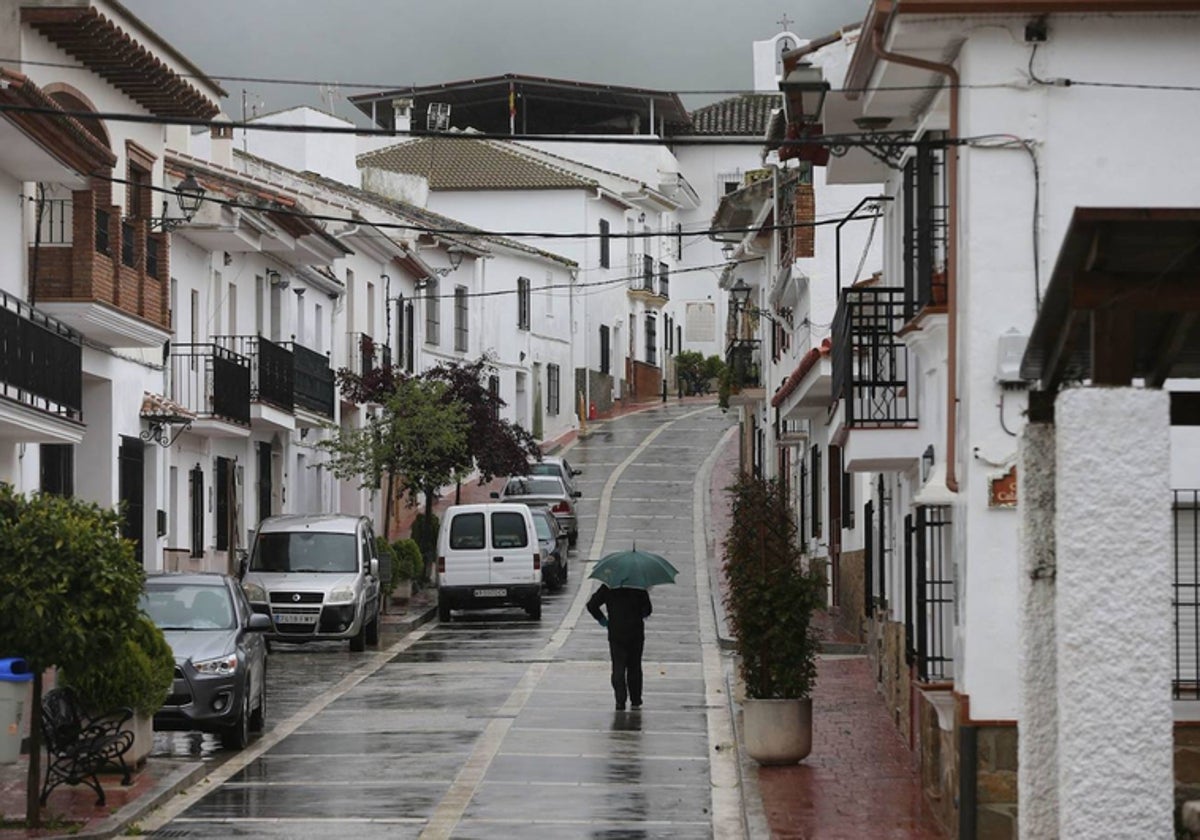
[725,339,762,390]
[121,220,136,268]
[658,262,670,300]
[37,199,73,245]
[902,138,948,320]
[906,505,954,682]
[146,237,160,279]
[832,287,917,428]
[95,208,110,255]
[0,290,82,421]
[345,332,390,379]
[215,335,294,412]
[170,342,251,426]
[1174,490,1200,700]
[287,342,334,418]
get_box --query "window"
[491,511,529,549]
[449,512,485,550]
[395,294,405,367]
[404,301,415,372]
[454,285,468,351]
[517,277,531,330]
[643,254,654,292]
[40,444,74,497]
[488,374,501,419]
[425,277,440,345]
[547,363,560,415]
[190,464,204,558]
[226,280,236,336]
[599,219,610,268]
[599,324,611,375]
[664,315,673,354]
[216,456,232,551]
[811,445,822,538]
[645,313,657,366]
[675,222,683,260]
[658,261,669,299]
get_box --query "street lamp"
[730,277,752,311]
[779,60,829,125]
[149,171,206,232]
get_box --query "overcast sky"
[122,0,861,119]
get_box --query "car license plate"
[273,612,317,624]
[474,588,506,598]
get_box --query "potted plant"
[62,614,174,767]
[390,538,421,602]
[722,473,823,764]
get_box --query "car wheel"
[365,602,380,646]
[222,687,251,750]
[527,596,542,620]
[350,613,367,652]
[568,532,578,549]
[249,672,266,733]
[438,599,451,623]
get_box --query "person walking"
[587,583,652,711]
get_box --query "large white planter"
[126,709,153,768]
[743,697,813,765]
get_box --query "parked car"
[529,505,569,590]
[241,514,383,652]
[141,572,271,749]
[437,503,542,621]
[494,475,581,547]
[528,455,582,497]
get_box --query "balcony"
[345,332,392,378]
[30,192,171,348]
[215,335,295,430]
[627,255,668,305]
[286,342,335,420]
[169,343,251,436]
[0,289,84,443]
[725,338,763,406]
[831,287,924,471]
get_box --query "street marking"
[696,424,746,840]
[135,625,432,833]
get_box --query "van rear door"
[488,508,537,586]
[442,508,491,587]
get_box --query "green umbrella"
[589,546,679,590]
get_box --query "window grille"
[547,363,560,415]
[906,505,954,681]
[599,219,610,268]
[517,277,531,330]
[454,286,468,351]
[425,278,440,345]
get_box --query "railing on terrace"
[170,342,250,426]
[725,338,762,390]
[345,332,390,379]
[37,198,73,245]
[1175,490,1200,700]
[215,335,294,412]
[286,342,334,418]
[95,208,110,256]
[831,287,917,428]
[0,289,82,421]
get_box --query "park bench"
[39,687,134,806]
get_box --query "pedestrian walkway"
[705,429,947,839]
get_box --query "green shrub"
[375,535,397,594]
[391,539,421,585]
[63,615,175,717]
[411,512,439,580]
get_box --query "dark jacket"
[587,584,652,640]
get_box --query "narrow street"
[141,403,739,839]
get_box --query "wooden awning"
[1021,207,1200,392]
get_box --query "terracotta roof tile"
[685,94,782,137]
[357,137,597,191]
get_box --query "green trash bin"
[0,658,32,764]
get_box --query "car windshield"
[505,477,563,497]
[250,532,358,573]
[142,584,234,631]
[529,463,561,479]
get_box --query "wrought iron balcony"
[170,342,251,427]
[0,290,82,422]
[215,335,294,413]
[725,338,763,391]
[286,341,335,418]
[345,332,391,378]
[832,287,917,428]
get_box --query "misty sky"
[122,0,861,118]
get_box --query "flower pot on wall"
[743,697,812,765]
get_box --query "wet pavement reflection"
[149,403,734,839]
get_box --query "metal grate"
[907,505,954,681]
[1175,490,1200,700]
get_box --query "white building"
[804,2,1200,836]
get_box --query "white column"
[1018,421,1057,838]
[1056,387,1173,839]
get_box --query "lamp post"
[779,60,829,125]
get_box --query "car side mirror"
[490,491,500,499]
[572,491,582,498]
[369,557,379,579]
[234,549,249,580]
[248,613,272,632]
[571,469,582,476]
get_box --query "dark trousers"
[608,633,645,707]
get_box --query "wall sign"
[989,466,1017,508]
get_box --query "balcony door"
[118,436,145,566]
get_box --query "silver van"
[437,503,541,622]
[241,514,382,651]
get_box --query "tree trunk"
[26,672,42,827]
[384,471,395,539]
[455,480,461,505]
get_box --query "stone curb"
[45,759,209,840]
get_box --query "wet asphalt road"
[145,402,738,839]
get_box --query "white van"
[437,503,541,621]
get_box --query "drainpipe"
[870,26,961,493]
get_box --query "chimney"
[210,115,233,168]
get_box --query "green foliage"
[391,539,421,583]
[411,512,439,581]
[717,365,732,411]
[318,376,470,505]
[0,486,145,675]
[63,615,174,717]
[375,536,397,595]
[722,474,823,700]
[701,354,726,381]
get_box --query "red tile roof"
[771,338,832,408]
